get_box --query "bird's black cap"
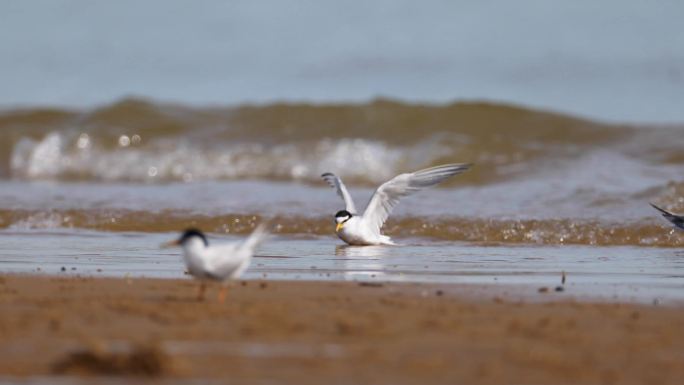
[179,228,209,246]
[335,210,353,219]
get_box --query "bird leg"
[218,285,229,303]
[196,282,207,301]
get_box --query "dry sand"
[0,274,683,384]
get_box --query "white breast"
[336,217,394,246]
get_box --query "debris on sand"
[358,282,384,288]
[51,345,172,377]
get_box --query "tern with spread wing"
[162,224,269,301]
[651,203,684,231]
[322,163,472,246]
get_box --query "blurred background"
[1,0,683,122]
[0,0,682,247]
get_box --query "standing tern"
[650,203,684,230]
[322,163,472,246]
[162,224,269,301]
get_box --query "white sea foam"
[9,133,451,183]
[8,211,72,230]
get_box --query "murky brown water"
[0,100,682,303]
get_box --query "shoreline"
[1,274,683,383]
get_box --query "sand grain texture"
[0,275,683,384]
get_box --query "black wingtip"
[443,162,473,171]
[650,203,684,230]
[444,163,473,173]
[650,202,669,215]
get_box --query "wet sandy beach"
[2,2,684,384]
[1,274,683,384]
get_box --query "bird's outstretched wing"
[651,203,684,230]
[362,163,472,234]
[321,172,358,214]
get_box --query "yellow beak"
[335,222,344,232]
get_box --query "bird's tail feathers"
[242,223,270,252]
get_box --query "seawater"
[1,228,683,304]
[0,179,681,247]
[0,100,682,303]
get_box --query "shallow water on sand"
[1,101,683,304]
[2,228,682,304]
[0,180,683,247]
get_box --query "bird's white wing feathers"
[362,163,471,234]
[208,224,269,279]
[321,172,358,214]
[204,243,241,279]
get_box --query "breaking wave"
[2,98,682,248]
[2,97,663,185]
[7,132,443,184]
